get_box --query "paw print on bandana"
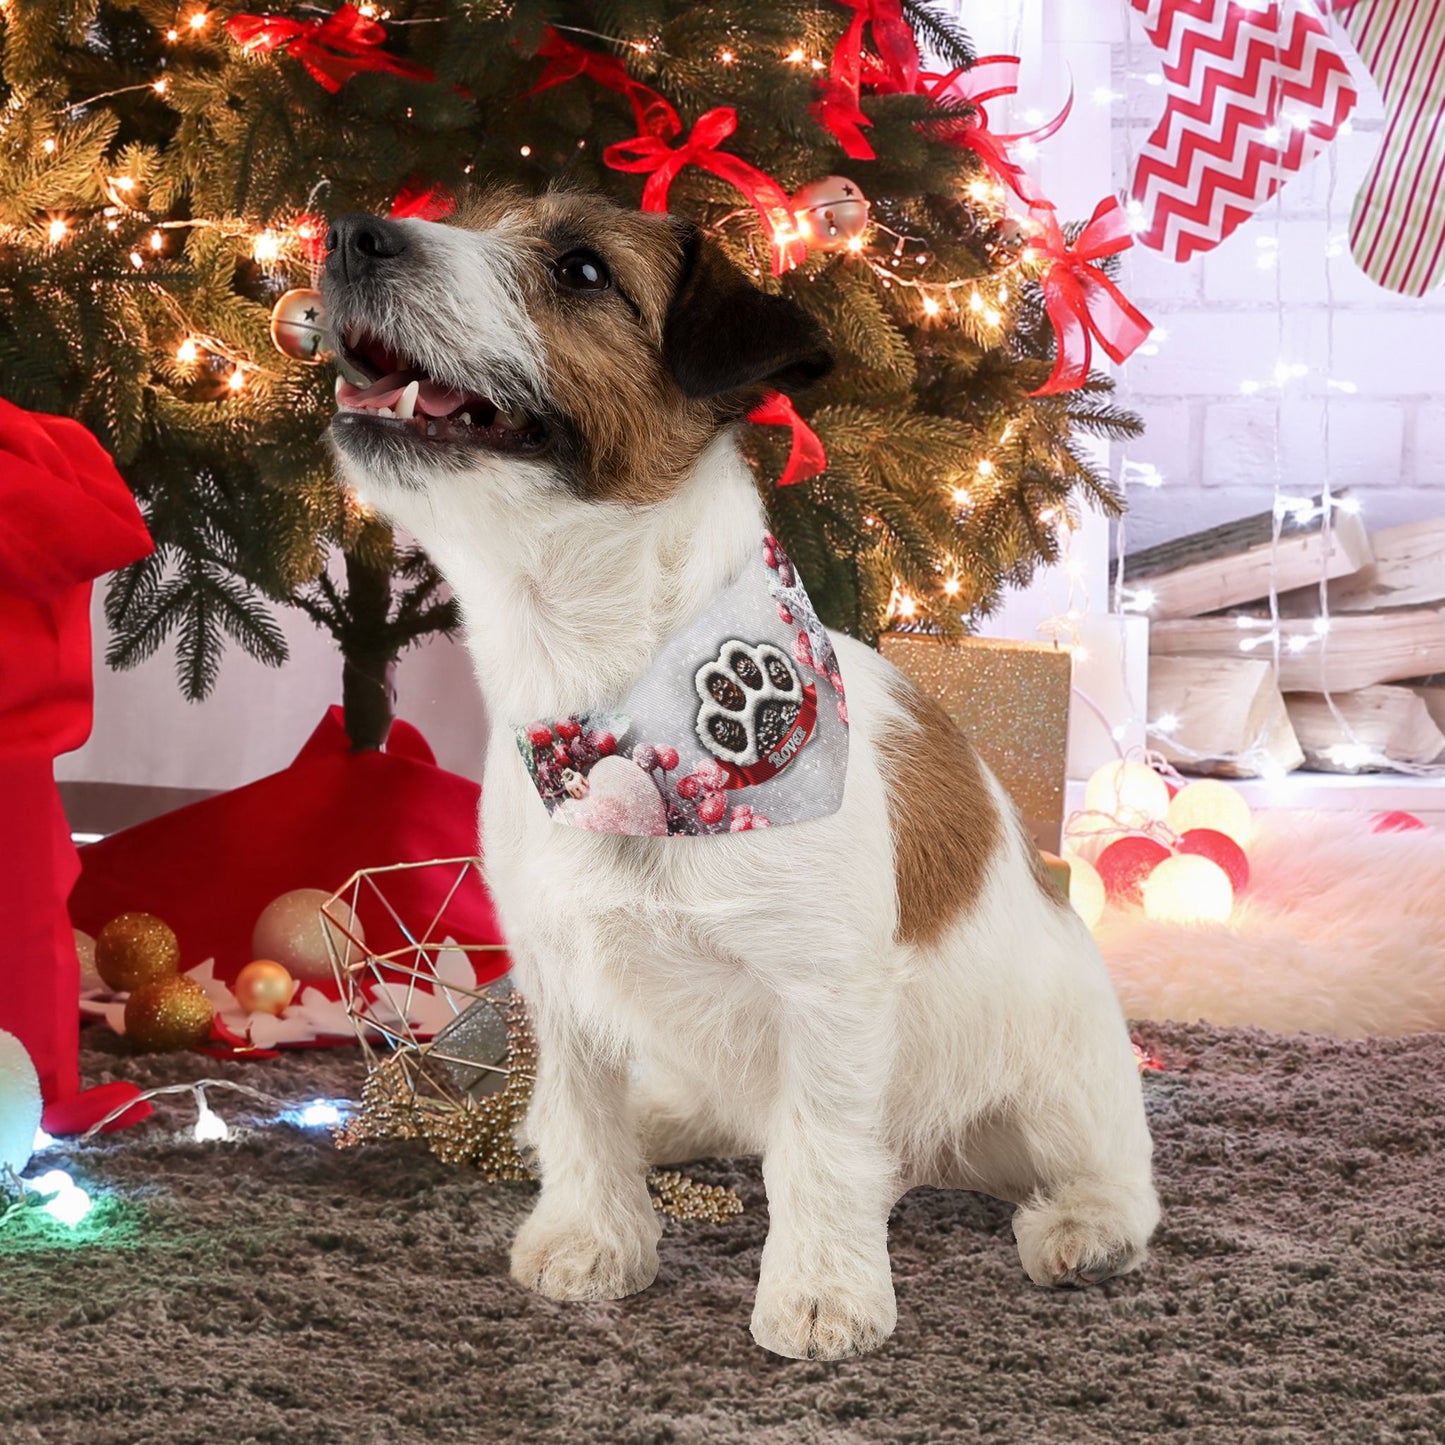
[694,640,803,768]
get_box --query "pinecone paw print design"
[693,640,818,787]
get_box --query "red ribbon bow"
[529,27,680,140]
[604,108,806,275]
[917,58,1071,210]
[1028,198,1153,396]
[225,4,435,93]
[748,393,828,487]
[811,0,921,160]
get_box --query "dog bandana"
[514,534,849,835]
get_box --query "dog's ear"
[662,224,833,400]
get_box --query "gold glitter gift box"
[879,634,1073,852]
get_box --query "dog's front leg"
[510,1005,661,1302]
[751,993,899,1360]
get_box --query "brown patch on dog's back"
[878,680,1005,946]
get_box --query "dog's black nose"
[325,213,408,281]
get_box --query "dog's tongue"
[337,372,471,416]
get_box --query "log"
[1148,654,1303,777]
[1278,518,1445,615]
[1124,494,1373,620]
[1285,687,1445,772]
[1150,608,1445,693]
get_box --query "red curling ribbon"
[390,181,456,221]
[225,4,435,93]
[749,393,828,487]
[1028,197,1153,396]
[528,26,680,140]
[603,107,806,275]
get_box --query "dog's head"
[322,187,832,518]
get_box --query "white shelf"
[1066,772,1445,824]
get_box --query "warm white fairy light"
[943,577,962,597]
[128,250,144,268]
[719,49,735,64]
[176,338,199,362]
[152,77,169,95]
[47,217,68,244]
[149,229,164,251]
[193,1087,230,1141]
[252,230,280,263]
[976,458,996,478]
[29,1169,92,1227]
[166,27,179,41]
[227,367,247,393]
[951,485,972,506]
[42,137,56,153]
[921,294,941,316]
[785,47,805,63]
[519,145,531,157]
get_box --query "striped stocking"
[1336,0,1445,296]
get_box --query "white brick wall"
[1111,17,1445,550]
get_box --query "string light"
[921,295,941,317]
[128,250,144,268]
[176,338,199,362]
[46,218,68,244]
[149,229,164,251]
[29,1169,93,1227]
[519,145,532,157]
[152,77,169,95]
[976,458,996,477]
[166,27,179,41]
[719,49,735,65]
[193,1087,230,1141]
[785,47,806,63]
[188,10,208,29]
[227,368,247,393]
[252,230,280,263]
[943,577,962,597]
[42,137,56,153]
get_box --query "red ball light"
[1177,828,1250,893]
[1096,836,1172,904]
[1371,810,1427,834]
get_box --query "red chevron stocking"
[1335,0,1445,296]
[1130,0,1358,262]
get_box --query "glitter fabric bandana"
[514,534,849,836]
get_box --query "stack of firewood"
[1127,496,1445,775]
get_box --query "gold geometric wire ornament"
[322,858,743,1223]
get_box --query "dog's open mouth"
[333,326,546,453]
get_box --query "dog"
[321,187,1158,1361]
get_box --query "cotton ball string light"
[1142,854,1235,925]
[1083,760,1171,831]
[1067,856,1107,930]
[1063,813,1118,865]
[1177,829,1250,893]
[252,890,363,985]
[1166,779,1253,849]
[1097,836,1173,904]
[0,1028,43,1177]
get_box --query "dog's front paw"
[750,1268,897,1361]
[510,1201,660,1302]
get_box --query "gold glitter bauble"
[252,889,362,985]
[234,959,295,1017]
[94,912,181,993]
[124,976,214,1052]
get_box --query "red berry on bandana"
[656,746,679,772]
[556,719,582,741]
[676,774,702,800]
[588,730,617,756]
[526,724,554,748]
[778,604,793,625]
[694,759,727,789]
[697,791,726,825]
[633,744,659,773]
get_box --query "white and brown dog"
[321,188,1158,1361]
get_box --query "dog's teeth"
[426,421,437,436]
[378,406,394,418]
[334,376,345,400]
[458,412,471,426]
[396,380,419,420]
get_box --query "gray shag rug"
[2,1022,1443,1445]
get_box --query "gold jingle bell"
[270,287,334,363]
[791,175,871,252]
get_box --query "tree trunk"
[341,553,398,752]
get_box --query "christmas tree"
[0,0,1143,748]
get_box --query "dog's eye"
[552,250,610,292]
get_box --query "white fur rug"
[1097,811,1445,1038]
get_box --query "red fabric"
[0,398,153,1133]
[528,26,681,141]
[69,708,509,997]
